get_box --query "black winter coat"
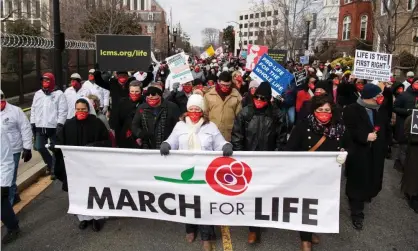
[131,100,180,149]
[93,71,134,130]
[401,115,418,196]
[55,115,111,188]
[393,87,418,143]
[285,119,347,152]
[231,103,287,151]
[336,82,358,107]
[117,97,142,148]
[167,91,189,114]
[343,102,390,200]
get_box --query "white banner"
[60,146,345,233]
[353,50,392,81]
[166,52,194,85]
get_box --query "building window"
[267,30,272,35]
[273,19,278,25]
[249,22,253,28]
[344,0,352,3]
[261,12,266,17]
[267,20,271,26]
[255,31,259,36]
[240,15,243,20]
[249,31,253,36]
[255,13,259,18]
[330,18,337,35]
[25,0,31,18]
[312,13,317,29]
[0,1,3,18]
[250,14,254,19]
[360,15,368,40]
[126,0,131,10]
[244,40,248,45]
[274,10,278,15]
[255,22,259,27]
[16,0,22,18]
[267,11,272,16]
[35,0,40,18]
[134,0,138,10]
[141,0,144,10]
[240,24,243,29]
[244,32,248,36]
[148,13,154,20]
[244,23,248,28]
[381,0,391,14]
[261,21,265,27]
[249,40,253,44]
[407,0,414,10]
[245,14,248,19]
[342,16,351,40]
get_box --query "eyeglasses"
[254,95,267,101]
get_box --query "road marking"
[221,226,233,251]
[13,176,53,214]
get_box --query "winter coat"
[231,103,287,151]
[343,102,390,200]
[131,100,180,149]
[30,89,68,128]
[93,71,133,129]
[1,130,15,187]
[81,80,105,107]
[192,71,206,82]
[401,115,418,196]
[1,102,32,153]
[54,115,111,184]
[204,87,242,142]
[116,97,142,148]
[336,82,358,107]
[64,86,92,119]
[167,91,190,114]
[393,87,418,143]
[285,119,347,152]
[164,121,228,151]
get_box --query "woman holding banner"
[286,95,347,251]
[159,94,233,251]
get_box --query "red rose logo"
[205,157,252,196]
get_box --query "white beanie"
[187,94,205,112]
[70,73,82,80]
[249,80,260,89]
[407,71,414,77]
[222,66,229,72]
[88,69,95,74]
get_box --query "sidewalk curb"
[17,162,47,193]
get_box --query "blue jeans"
[8,153,21,205]
[1,187,19,231]
[35,129,56,174]
[287,106,296,126]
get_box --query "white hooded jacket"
[30,89,68,128]
[80,80,105,107]
[1,102,32,153]
[64,86,92,119]
[1,130,15,187]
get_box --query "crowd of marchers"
[1,57,417,251]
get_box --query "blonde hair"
[87,94,100,109]
[232,71,242,78]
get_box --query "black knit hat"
[193,78,204,86]
[361,84,381,99]
[147,86,163,96]
[314,80,330,94]
[218,71,232,82]
[254,82,272,101]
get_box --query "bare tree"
[372,0,418,54]
[201,27,220,48]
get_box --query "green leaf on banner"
[181,167,195,181]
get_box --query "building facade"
[336,0,373,55]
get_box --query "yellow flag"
[206,46,215,57]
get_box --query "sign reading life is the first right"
[353,50,392,82]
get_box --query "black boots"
[2,227,21,244]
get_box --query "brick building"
[336,0,373,55]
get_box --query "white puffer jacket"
[1,102,32,153]
[64,86,92,119]
[30,89,68,128]
[1,130,15,187]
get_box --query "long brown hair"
[179,112,210,125]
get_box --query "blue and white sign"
[250,54,294,96]
[300,56,309,65]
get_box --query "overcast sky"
[158,0,252,46]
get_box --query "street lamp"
[304,13,313,51]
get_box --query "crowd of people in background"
[1,54,418,251]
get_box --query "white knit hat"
[70,73,82,80]
[88,69,95,74]
[407,71,414,77]
[187,94,205,112]
[249,80,260,89]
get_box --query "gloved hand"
[48,144,55,152]
[102,106,109,115]
[160,142,171,156]
[222,143,233,157]
[56,123,64,136]
[22,149,32,162]
[31,123,36,136]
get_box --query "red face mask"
[146,96,161,107]
[314,112,332,124]
[376,96,385,105]
[129,93,141,102]
[314,91,323,96]
[194,67,200,73]
[253,98,268,109]
[118,76,128,84]
[412,83,418,91]
[250,88,256,95]
[235,75,243,83]
[0,100,6,111]
[408,77,414,83]
[75,111,89,120]
[333,79,340,85]
[195,85,204,91]
[220,85,231,93]
[355,83,364,92]
[397,87,404,94]
[308,83,315,90]
[207,80,215,86]
[390,76,395,83]
[42,80,50,89]
[183,85,193,93]
[71,80,81,90]
[187,111,203,123]
[88,75,95,81]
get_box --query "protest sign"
[246,45,269,71]
[215,47,223,56]
[268,49,287,65]
[300,56,309,65]
[96,34,151,71]
[353,50,392,81]
[411,110,418,135]
[60,146,345,233]
[240,50,247,59]
[166,52,194,85]
[250,54,294,96]
[294,70,307,86]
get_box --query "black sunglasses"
[254,95,267,101]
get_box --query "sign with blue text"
[250,54,294,96]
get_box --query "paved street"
[2,158,418,251]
